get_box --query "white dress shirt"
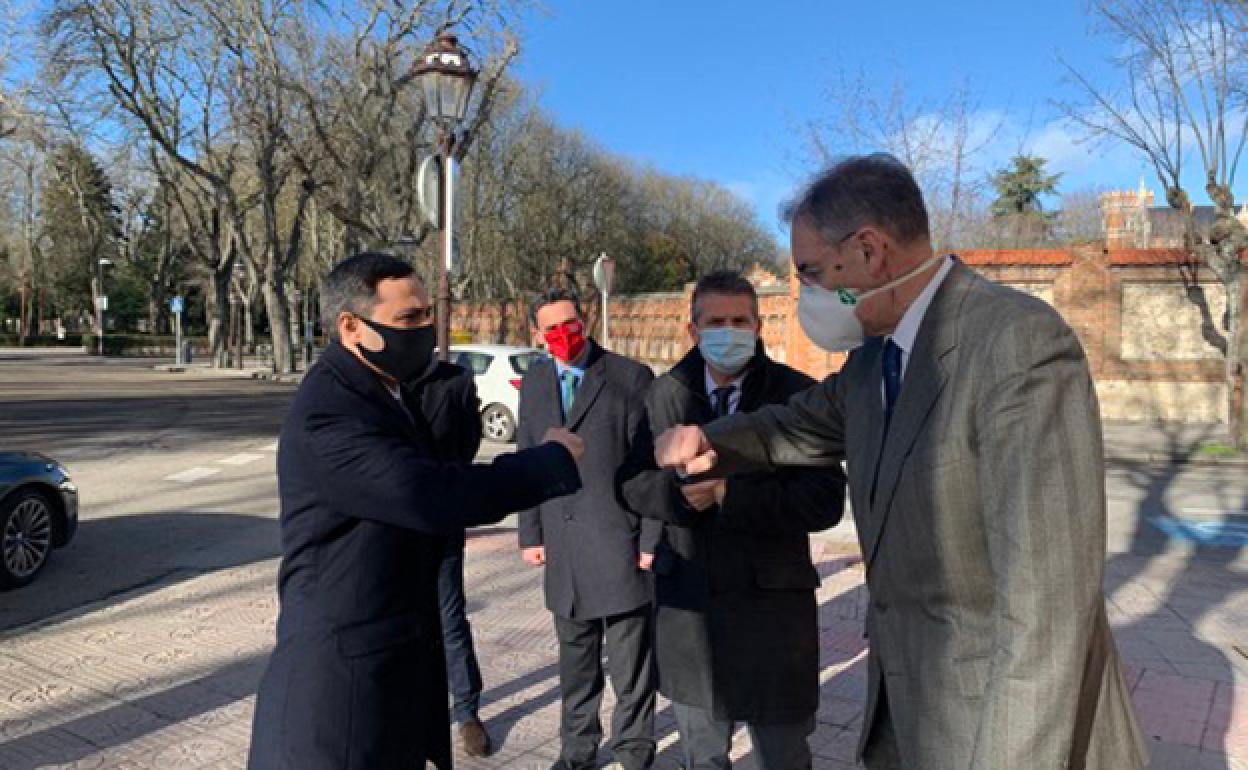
[883,256,955,403]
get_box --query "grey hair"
[781,153,930,246]
[319,252,416,340]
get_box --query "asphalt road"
[1,350,1243,633]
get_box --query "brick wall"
[452,246,1243,422]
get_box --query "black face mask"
[353,316,437,383]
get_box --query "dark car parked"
[0,452,78,588]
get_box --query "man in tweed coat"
[653,154,1148,770]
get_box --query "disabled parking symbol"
[1150,515,1248,547]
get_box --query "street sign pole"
[591,253,615,348]
[170,296,185,366]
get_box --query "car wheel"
[481,403,516,443]
[1,489,55,589]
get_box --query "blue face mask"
[698,326,757,377]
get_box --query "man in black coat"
[517,288,660,770]
[247,253,583,770]
[621,271,845,770]
[410,359,492,757]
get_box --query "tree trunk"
[262,276,295,374]
[1231,273,1247,449]
[209,268,230,367]
[286,284,303,369]
[243,298,256,351]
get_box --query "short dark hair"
[691,270,759,323]
[529,287,584,326]
[320,252,415,340]
[782,153,930,246]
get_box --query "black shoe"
[548,760,595,770]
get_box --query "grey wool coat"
[702,260,1149,770]
[517,340,661,620]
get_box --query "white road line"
[219,453,263,466]
[165,467,222,483]
[261,441,279,452]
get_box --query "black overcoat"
[247,342,579,770]
[620,345,845,724]
[516,341,661,620]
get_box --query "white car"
[450,344,543,443]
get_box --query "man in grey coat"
[518,288,660,770]
[654,154,1148,770]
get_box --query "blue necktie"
[712,386,735,418]
[871,339,904,507]
[882,339,903,417]
[560,370,579,417]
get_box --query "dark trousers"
[554,605,657,770]
[861,686,902,770]
[671,701,815,770]
[439,531,483,725]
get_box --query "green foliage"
[39,141,123,321]
[0,334,85,347]
[990,155,1062,218]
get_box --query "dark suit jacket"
[409,361,483,554]
[517,341,660,620]
[247,342,579,770]
[621,345,844,724]
[408,360,483,465]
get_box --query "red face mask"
[543,320,588,364]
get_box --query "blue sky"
[513,0,1245,239]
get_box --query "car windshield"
[510,353,540,375]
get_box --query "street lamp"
[96,258,113,356]
[415,32,477,360]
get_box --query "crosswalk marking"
[165,467,222,483]
[219,453,263,466]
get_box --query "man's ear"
[686,321,700,346]
[858,228,890,280]
[337,312,357,341]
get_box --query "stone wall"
[451,245,1244,423]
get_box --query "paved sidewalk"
[0,531,1244,769]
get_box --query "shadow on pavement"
[0,512,279,632]
[0,654,267,769]
[1105,423,1246,769]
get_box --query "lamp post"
[415,32,477,361]
[96,258,112,356]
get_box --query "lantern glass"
[421,71,473,124]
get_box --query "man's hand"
[638,552,655,571]
[543,428,584,463]
[655,424,717,476]
[681,479,725,512]
[522,546,546,567]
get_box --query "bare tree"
[806,71,1001,251]
[1054,187,1109,245]
[1060,0,1248,445]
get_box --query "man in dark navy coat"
[517,288,659,770]
[246,253,583,770]
[621,271,845,770]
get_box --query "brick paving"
[0,531,1244,769]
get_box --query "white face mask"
[797,255,944,352]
